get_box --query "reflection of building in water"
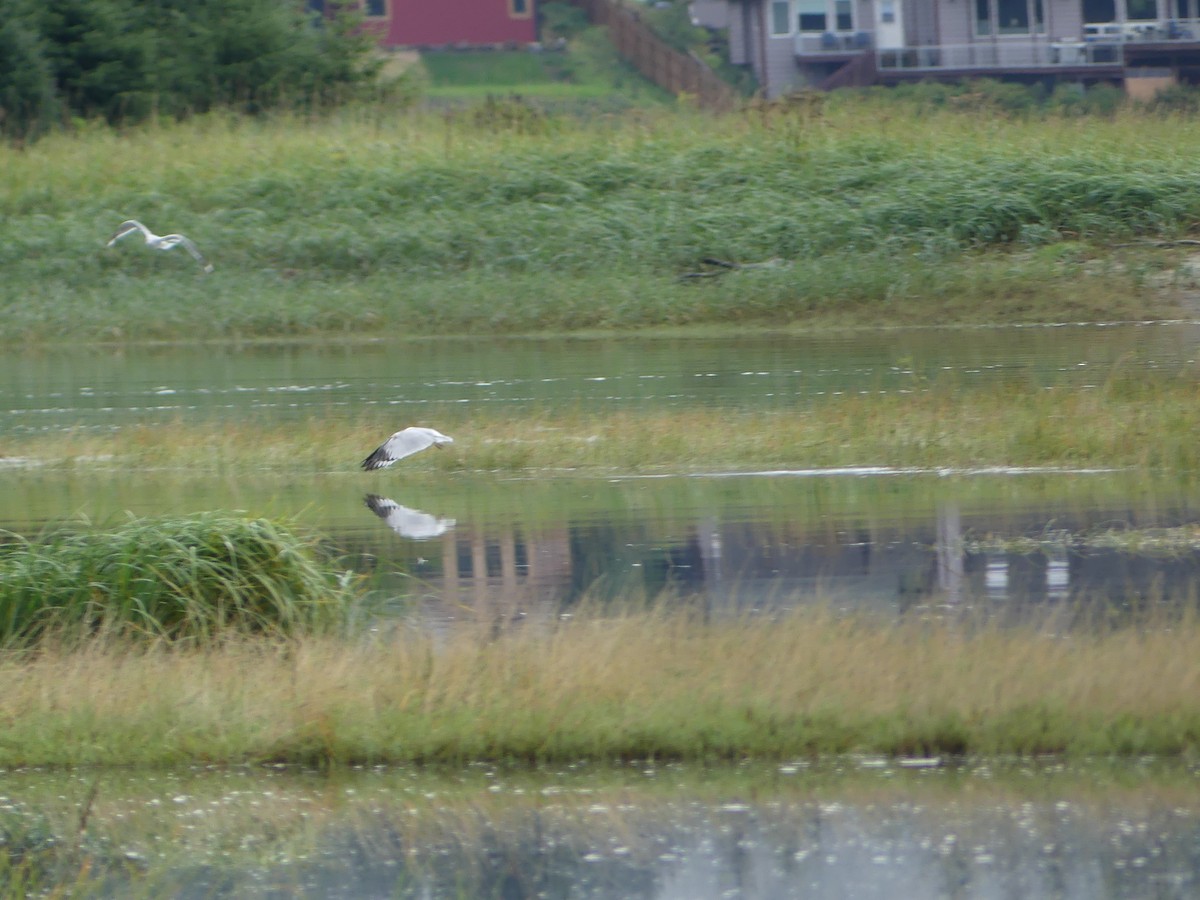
[430,526,573,622]
[381,506,1200,623]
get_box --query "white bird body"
[106,219,213,273]
[361,426,454,471]
[364,494,456,539]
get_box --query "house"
[698,0,1200,95]
[310,0,538,48]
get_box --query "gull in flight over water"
[364,494,456,540]
[361,426,454,471]
[106,219,213,273]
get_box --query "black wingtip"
[361,448,388,470]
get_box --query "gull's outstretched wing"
[364,494,455,540]
[106,220,148,246]
[159,234,213,273]
[361,427,454,471]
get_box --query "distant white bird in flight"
[106,219,213,273]
[361,426,454,471]
[364,494,456,540]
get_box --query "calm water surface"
[3,324,1200,618]
[5,325,1200,896]
[4,761,1198,898]
[4,322,1198,433]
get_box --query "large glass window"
[997,0,1043,32]
[977,0,1045,35]
[835,0,853,30]
[1082,0,1116,20]
[797,0,829,32]
[771,0,791,34]
[1126,0,1157,18]
[976,0,992,34]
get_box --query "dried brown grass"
[2,607,1199,766]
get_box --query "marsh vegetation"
[4,69,1200,776]
[5,371,1200,474]
[0,512,351,646]
[1,604,1199,767]
[3,96,1200,343]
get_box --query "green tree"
[1,0,382,139]
[0,6,60,139]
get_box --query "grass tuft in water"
[0,512,353,645]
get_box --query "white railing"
[875,40,1125,71]
[801,19,1200,70]
[795,30,875,54]
[1084,17,1200,40]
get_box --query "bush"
[540,1,590,42]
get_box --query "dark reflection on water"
[4,326,1200,627]
[344,474,1200,631]
[6,762,1199,898]
[3,468,1200,629]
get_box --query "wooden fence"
[565,0,741,112]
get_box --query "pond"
[4,323,1200,896]
[3,323,1200,623]
[4,760,1199,898]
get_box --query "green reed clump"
[0,512,353,645]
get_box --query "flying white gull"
[361,426,454,471]
[364,494,456,540]
[106,219,213,273]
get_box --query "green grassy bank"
[2,607,1200,766]
[3,98,1200,343]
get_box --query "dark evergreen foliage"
[0,0,378,139]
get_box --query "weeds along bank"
[5,512,1200,765]
[10,378,1200,473]
[2,100,1199,342]
[3,601,1200,765]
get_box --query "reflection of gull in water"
[364,494,455,540]
[361,426,453,471]
[106,219,214,273]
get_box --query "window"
[997,0,1029,33]
[1126,0,1157,18]
[365,0,386,16]
[796,0,828,32]
[975,0,992,35]
[835,0,853,30]
[771,0,791,34]
[510,0,531,16]
[1082,0,1116,20]
[978,0,1045,35]
[880,0,896,23]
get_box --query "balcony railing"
[795,30,874,55]
[875,40,1125,71]
[798,18,1200,72]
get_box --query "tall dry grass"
[2,607,1199,766]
